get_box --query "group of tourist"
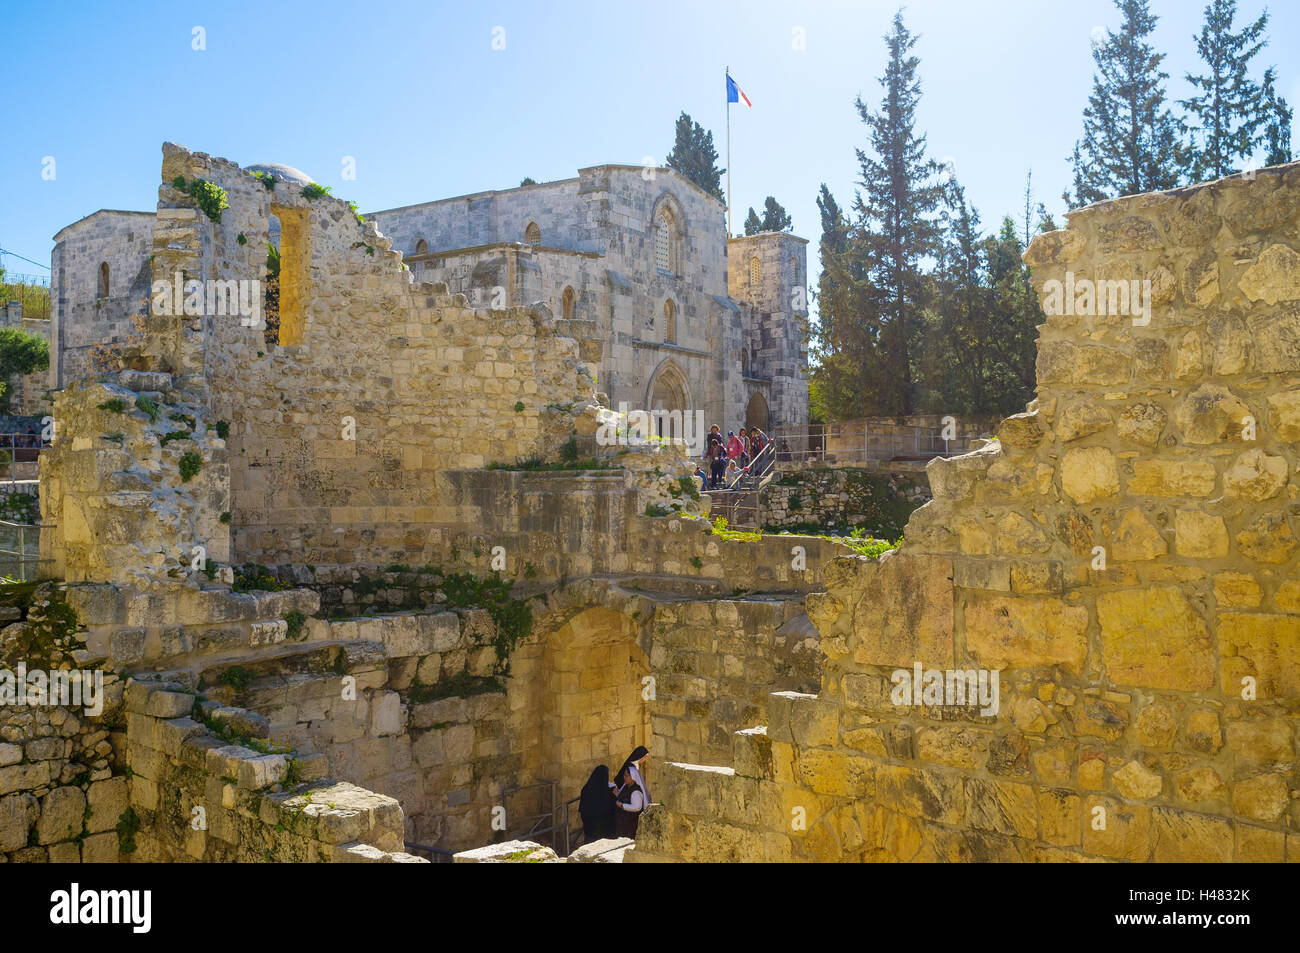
[693,425,775,491]
[577,746,651,842]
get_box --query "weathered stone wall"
[40,375,230,586]
[758,468,928,537]
[727,231,810,431]
[122,681,422,862]
[630,162,1300,863]
[49,210,154,391]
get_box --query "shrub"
[178,451,202,482]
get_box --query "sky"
[1,0,1296,287]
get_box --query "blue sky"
[1,0,1295,283]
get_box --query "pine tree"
[742,208,764,235]
[665,112,725,202]
[847,10,946,415]
[1067,0,1183,207]
[1181,0,1270,181]
[1260,68,1294,165]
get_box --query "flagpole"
[726,67,732,239]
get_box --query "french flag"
[726,73,752,108]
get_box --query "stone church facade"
[49,162,810,437]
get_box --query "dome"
[244,162,315,186]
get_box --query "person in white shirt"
[614,745,651,837]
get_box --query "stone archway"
[745,391,769,432]
[536,607,651,799]
[647,359,692,441]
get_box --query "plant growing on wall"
[172,176,230,223]
[300,183,332,200]
[177,451,202,482]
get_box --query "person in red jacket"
[726,430,743,462]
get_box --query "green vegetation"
[100,433,123,445]
[116,808,140,854]
[0,585,82,669]
[301,183,332,200]
[689,556,703,569]
[96,398,125,413]
[0,492,38,524]
[676,475,701,501]
[513,401,525,413]
[215,420,230,439]
[159,430,191,446]
[219,511,232,524]
[236,233,248,245]
[134,394,159,421]
[0,327,50,413]
[283,610,307,641]
[172,176,230,223]
[644,503,672,517]
[438,571,532,671]
[178,451,202,482]
[250,170,277,190]
[232,563,288,593]
[218,666,252,692]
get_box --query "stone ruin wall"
[143,143,602,571]
[630,161,1300,863]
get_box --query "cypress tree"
[846,10,946,415]
[665,112,725,202]
[1181,0,1271,181]
[1260,68,1294,166]
[1067,0,1183,207]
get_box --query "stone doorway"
[539,607,651,800]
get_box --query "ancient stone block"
[1061,447,1119,502]
[964,592,1088,674]
[1097,587,1214,690]
[1222,449,1287,501]
[1175,510,1229,558]
[1239,243,1300,305]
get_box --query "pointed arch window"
[524,222,541,245]
[562,286,576,320]
[414,239,428,256]
[749,255,761,288]
[664,299,677,344]
[98,262,110,298]
[654,207,677,275]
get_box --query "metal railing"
[771,426,980,465]
[502,778,583,856]
[0,519,41,581]
[0,433,49,484]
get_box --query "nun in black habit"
[578,765,617,843]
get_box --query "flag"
[726,73,752,108]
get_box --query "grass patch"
[96,398,125,413]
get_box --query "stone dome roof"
[244,162,315,186]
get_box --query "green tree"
[845,10,946,415]
[1180,0,1271,181]
[519,177,538,187]
[1260,68,1294,165]
[743,196,794,235]
[0,327,50,412]
[665,112,725,202]
[1067,0,1183,207]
